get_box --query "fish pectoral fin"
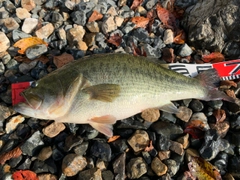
[160,102,179,114]
[89,122,113,137]
[83,84,120,102]
[89,115,117,124]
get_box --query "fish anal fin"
[160,102,179,114]
[90,115,116,124]
[89,122,113,137]
[83,84,120,102]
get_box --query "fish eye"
[31,81,38,88]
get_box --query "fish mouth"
[19,91,42,110]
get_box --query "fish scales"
[13,53,234,137]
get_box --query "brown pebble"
[21,0,36,11]
[38,174,57,180]
[38,146,52,161]
[35,23,54,39]
[209,121,230,138]
[151,157,167,176]
[53,52,74,68]
[158,151,171,161]
[62,154,87,177]
[141,108,160,122]
[176,134,189,149]
[42,122,65,138]
[5,115,25,134]
[127,130,149,153]
[169,141,184,155]
[176,106,192,122]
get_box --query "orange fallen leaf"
[88,10,103,22]
[107,34,122,46]
[220,80,237,89]
[188,156,222,180]
[174,30,186,44]
[130,0,144,10]
[132,43,146,57]
[12,170,38,180]
[108,135,120,143]
[131,16,150,29]
[213,109,226,123]
[202,52,224,63]
[0,146,22,165]
[13,37,48,54]
[156,4,176,30]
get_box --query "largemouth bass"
[13,53,234,137]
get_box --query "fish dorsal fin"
[83,84,120,102]
[160,102,179,114]
[90,115,117,124]
[89,122,113,137]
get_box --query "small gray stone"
[0,62,5,75]
[145,0,157,10]
[71,11,87,26]
[12,29,31,42]
[2,54,11,64]
[20,130,44,156]
[51,11,64,23]
[19,60,38,74]
[76,1,96,13]
[163,29,174,44]
[176,106,192,122]
[122,22,135,34]
[0,103,12,121]
[119,5,134,18]
[189,99,204,112]
[127,157,147,179]
[177,43,193,57]
[113,153,126,180]
[26,44,48,60]
[90,140,112,162]
[38,146,52,161]
[94,1,108,14]
[163,159,179,177]
[0,7,9,19]
[6,59,18,70]
[160,111,177,123]
[102,170,114,180]
[207,100,223,110]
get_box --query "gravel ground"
[0,0,240,180]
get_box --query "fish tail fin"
[196,69,235,102]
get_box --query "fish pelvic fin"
[89,122,113,137]
[83,84,120,102]
[89,115,117,124]
[196,69,235,103]
[159,102,179,114]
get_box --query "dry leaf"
[202,52,224,63]
[213,109,226,123]
[188,156,222,180]
[184,126,205,139]
[144,140,154,152]
[88,10,103,22]
[0,146,22,165]
[12,170,38,180]
[225,89,236,99]
[53,52,74,68]
[13,37,48,54]
[156,4,176,30]
[174,30,186,44]
[14,55,32,63]
[108,135,120,143]
[130,0,144,10]
[131,16,150,28]
[220,80,237,89]
[132,43,146,57]
[107,34,122,46]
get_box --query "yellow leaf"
[188,156,222,180]
[13,37,48,54]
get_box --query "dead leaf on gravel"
[131,16,150,28]
[107,33,122,46]
[202,52,224,63]
[88,10,103,22]
[188,156,222,180]
[0,146,22,165]
[108,135,120,143]
[220,80,237,89]
[12,170,38,180]
[144,140,154,152]
[213,109,226,123]
[156,4,176,30]
[174,30,186,44]
[13,37,48,54]
[130,0,143,10]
